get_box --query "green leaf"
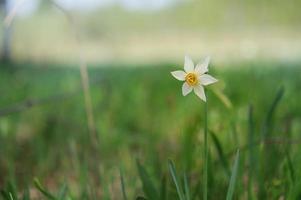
[136,159,159,200]
[226,149,240,200]
[168,160,185,200]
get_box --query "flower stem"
[203,89,208,200]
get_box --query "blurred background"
[0,0,301,199]
[1,0,301,64]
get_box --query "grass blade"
[183,172,190,200]
[159,174,167,200]
[230,121,239,148]
[8,193,14,200]
[1,190,11,200]
[1,183,18,200]
[259,87,284,198]
[120,168,128,200]
[209,131,230,177]
[168,160,185,200]
[262,86,284,138]
[136,159,159,200]
[58,182,68,200]
[226,149,240,200]
[285,148,295,183]
[248,105,255,200]
[34,178,56,200]
[22,187,30,200]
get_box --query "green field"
[1,0,301,199]
[0,61,301,199]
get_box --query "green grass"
[0,61,301,199]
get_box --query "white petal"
[194,85,206,101]
[200,74,218,86]
[171,70,186,81]
[184,55,194,73]
[182,82,193,96]
[195,56,210,75]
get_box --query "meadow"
[1,0,301,199]
[0,60,301,199]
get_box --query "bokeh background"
[0,0,301,199]
[2,0,301,63]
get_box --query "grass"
[0,60,301,199]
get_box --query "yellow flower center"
[185,73,198,86]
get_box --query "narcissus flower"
[171,56,218,101]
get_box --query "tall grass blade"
[1,183,18,200]
[8,193,14,200]
[1,190,11,200]
[259,87,284,198]
[7,183,17,200]
[210,131,230,177]
[34,178,56,200]
[22,188,30,200]
[231,121,239,147]
[191,179,201,200]
[89,184,98,200]
[203,95,208,200]
[159,175,167,200]
[136,159,159,200]
[248,105,255,200]
[120,168,128,200]
[285,148,295,183]
[226,149,240,200]
[262,86,284,138]
[168,160,185,200]
[58,183,68,200]
[183,172,191,200]
[51,0,98,148]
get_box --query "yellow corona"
[185,73,198,86]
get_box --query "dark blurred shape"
[0,0,11,63]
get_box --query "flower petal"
[194,85,206,101]
[200,74,218,86]
[195,56,210,75]
[184,55,194,73]
[171,70,186,81]
[182,82,193,96]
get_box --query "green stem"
[203,90,208,200]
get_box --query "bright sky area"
[10,0,177,15]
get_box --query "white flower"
[171,56,218,102]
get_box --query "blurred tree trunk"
[1,0,12,63]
